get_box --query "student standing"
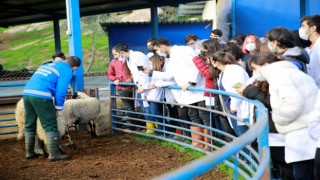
[256,52,317,179]
[299,15,320,87]
[208,51,250,137]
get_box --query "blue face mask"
[189,45,195,50]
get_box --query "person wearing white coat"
[300,15,320,87]
[308,90,320,179]
[234,52,294,179]
[111,43,151,128]
[148,38,209,149]
[208,51,250,137]
[256,53,317,180]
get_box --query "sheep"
[63,91,110,136]
[15,99,68,143]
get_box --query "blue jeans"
[149,102,164,131]
[136,93,151,122]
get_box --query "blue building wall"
[235,0,320,37]
[106,22,212,59]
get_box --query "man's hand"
[136,83,145,93]
[138,87,145,93]
[142,67,150,74]
[182,83,192,91]
[114,79,120,85]
[230,109,237,114]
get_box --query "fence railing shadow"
[110,82,270,180]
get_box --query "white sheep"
[15,98,68,144]
[63,91,110,136]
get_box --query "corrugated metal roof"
[0,0,208,27]
[100,19,212,28]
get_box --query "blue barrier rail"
[0,83,23,135]
[110,82,270,179]
[0,81,270,179]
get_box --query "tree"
[81,14,110,72]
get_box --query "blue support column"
[66,0,84,92]
[231,0,237,37]
[150,6,159,37]
[300,0,309,18]
[53,18,61,53]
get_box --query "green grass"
[0,27,7,33]
[0,25,109,72]
[134,135,235,179]
[176,15,202,21]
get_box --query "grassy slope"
[0,24,109,72]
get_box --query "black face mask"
[148,47,154,52]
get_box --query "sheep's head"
[71,92,79,99]
[71,91,90,99]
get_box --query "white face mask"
[299,27,309,40]
[195,48,201,55]
[118,54,126,62]
[267,42,277,53]
[156,50,167,57]
[245,43,256,51]
[253,71,266,81]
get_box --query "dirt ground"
[0,105,229,180]
[0,132,229,180]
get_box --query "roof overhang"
[0,0,207,27]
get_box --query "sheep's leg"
[61,130,77,151]
[88,121,97,137]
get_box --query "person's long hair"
[149,54,165,71]
[209,51,241,66]
[249,52,284,94]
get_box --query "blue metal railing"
[0,81,270,179]
[0,83,25,135]
[110,82,270,179]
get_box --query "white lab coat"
[218,64,250,123]
[306,37,320,87]
[152,45,205,105]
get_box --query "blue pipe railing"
[110,82,270,179]
[0,83,24,135]
[0,81,270,179]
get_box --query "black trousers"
[177,106,191,137]
[270,146,294,180]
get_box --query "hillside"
[0,7,199,73]
[0,20,109,73]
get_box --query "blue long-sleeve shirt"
[23,61,73,111]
